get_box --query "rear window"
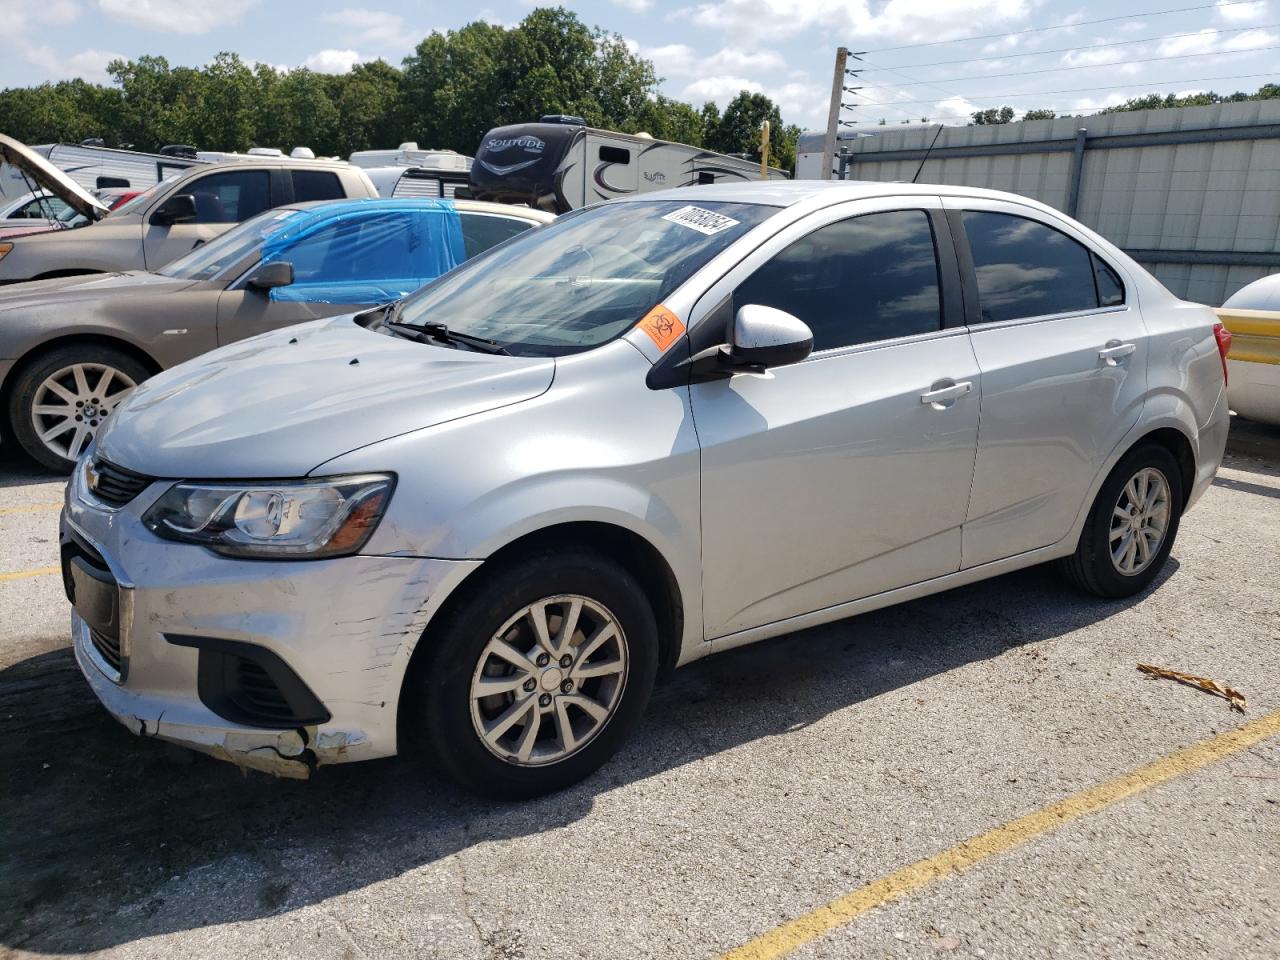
[459,213,535,259]
[292,170,344,203]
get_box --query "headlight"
[0,242,12,262]
[143,474,394,558]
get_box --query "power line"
[856,71,1280,107]
[862,0,1268,54]
[879,43,1280,87]
[859,22,1280,70]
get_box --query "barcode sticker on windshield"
[661,205,739,236]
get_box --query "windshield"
[395,199,777,357]
[159,208,304,281]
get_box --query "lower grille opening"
[89,627,123,673]
[167,635,330,728]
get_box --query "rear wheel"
[408,551,658,798]
[1057,443,1184,598]
[7,344,149,472]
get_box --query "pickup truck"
[0,135,379,283]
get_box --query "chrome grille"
[88,458,152,508]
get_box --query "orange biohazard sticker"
[637,304,685,352]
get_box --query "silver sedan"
[62,181,1230,797]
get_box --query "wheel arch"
[395,519,686,752]
[1134,425,1196,508]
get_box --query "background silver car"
[63,181,1230,797]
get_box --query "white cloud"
[320,7,411,47]
[98,0,257,34]
[684,0,1033,46]
[303,49,364,73]
[14,42,122,81]
[1060,46,1128,67]
[0,0,79,28]
[681,74,763,103]
[1216,0,1268,23]
[645,43,784,78]
[66,48,126,81]
[611,0,653,10]
[1158,26,1277,55]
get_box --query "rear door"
[946,198,1148,568]
[691,197,981,638]
[458,211,538,259]
[143,169,273,269]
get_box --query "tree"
[708,91,779,158]
[1022,108,1056,120]
[970,106,1015,125]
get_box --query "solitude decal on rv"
[477,135,546,177]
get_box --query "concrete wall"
[837,100,1280,306]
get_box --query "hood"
[0,135,109,222]
[97,315,556,478]
[0,271,198,312]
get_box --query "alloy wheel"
[29,362,136,463]
[1109,466,1170,576]
[469,595,629,767]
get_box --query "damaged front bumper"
[64,480,479,778]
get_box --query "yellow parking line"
[720,708,1280,960]
[0,565,60,582]
[0,502,62,516]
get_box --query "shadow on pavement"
[0,559,1177,954]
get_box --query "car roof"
[624,179,1064,212]
[283,197,555,222]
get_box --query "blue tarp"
[260,198,466,304]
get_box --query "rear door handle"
[920,380,973,406]
[1098,341,1136,364]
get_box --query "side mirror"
[246,260,295,291]
[726,304,814,369]
[152,193,197,226]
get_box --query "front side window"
[183,170,271,224]
[395,199,777,356]
[158,208,303,281]
[735,209,942,352]
[962,211,1106,323]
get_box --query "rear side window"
[184,170,271,223]
[962,211,1104,323]
[735,209,942,351]
[291,170,344,202]
[459,213,534,259]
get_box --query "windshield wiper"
[385,320,510,355]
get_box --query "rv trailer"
[469,117,788,213]
[3,143,204,202]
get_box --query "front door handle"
[920,380,973,406]
[1098,340,1136,365]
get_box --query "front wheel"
[8,344,149,472]
[1057,442,1184,598]
[409,551,659,798]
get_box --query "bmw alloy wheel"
[30,362,136,463]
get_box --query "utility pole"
[821,47,849,182]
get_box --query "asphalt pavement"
[1,419,1277,960]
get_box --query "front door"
[946,200,1149,568]
[143,169,274,270]
[690,200,981,639]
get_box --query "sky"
[1,0,1277,132]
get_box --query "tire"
[1056,442,1184,598]
[408,550,659,799]
[7,344,150,472]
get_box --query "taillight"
[1213,322,1232,387]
